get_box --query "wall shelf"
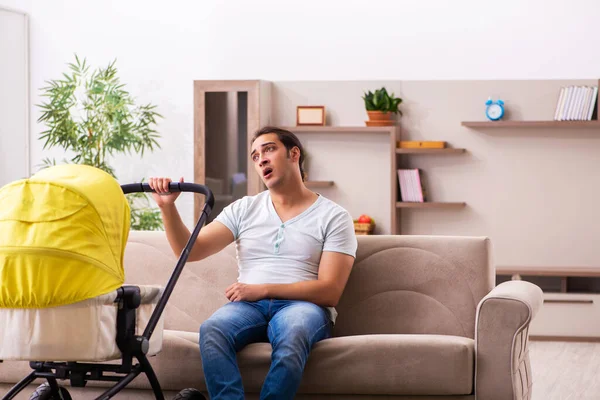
[395,145,467,232]
[461,120,600,129]
[305,180,334,188]
[284,126,397,134]
[396,148,466,154]
[285,125,400,233]
[396,202,466,209]
[497,266,600,278]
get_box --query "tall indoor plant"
[37,55,163,230]
[362,87,403,126]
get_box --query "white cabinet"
[497,267,600,341]
[529,293,600,339]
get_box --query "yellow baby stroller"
[0,165,213,400]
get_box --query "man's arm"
[160,203,234,262]
[225,251,354,307]
[148,177,234,262]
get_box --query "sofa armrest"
[475,280,543,400]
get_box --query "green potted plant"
[37,55,164,230]
[362,87,403,126]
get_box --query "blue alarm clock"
[485,98,505,121]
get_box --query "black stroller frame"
[2,182,214,400]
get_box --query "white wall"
[0,6,28,187]
[1,0,599,227]
[271,81,400,235]
[270,78,600,271]
[0,1,31,13]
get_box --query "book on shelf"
[397,169,427,202]
[554,85,598,121]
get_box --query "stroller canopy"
[0,164,130,308]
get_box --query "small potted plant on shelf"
[362,87,403,126]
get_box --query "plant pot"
[366,111,395,126]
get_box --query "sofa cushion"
[333,235,492,340]
[144,331,474,396]
[297,334,474,395]
[0,331,471,396]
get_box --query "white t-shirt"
[214,190,357,323]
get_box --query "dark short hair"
[251,126,306,181]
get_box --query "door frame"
[193,80,265,221]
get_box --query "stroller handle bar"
[120,182,214,210]
[120,181,214,341]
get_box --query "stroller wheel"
[29,383,72,400]
[172,388,206,400]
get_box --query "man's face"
[250,133,297,189]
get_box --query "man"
[149,126,357,400]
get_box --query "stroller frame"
[2,182,214,400]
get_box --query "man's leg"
[260,301,331,400]
[199,301,268,400]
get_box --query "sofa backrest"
[332,235,493,339]
[124,232,493,339]
[124,231,238,333]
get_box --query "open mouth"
[263,167,273,179]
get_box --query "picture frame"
[296,106,326,126]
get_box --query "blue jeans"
[199,299,332,400]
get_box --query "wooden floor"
[530,340,600,400]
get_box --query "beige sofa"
[0,231,543,399]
